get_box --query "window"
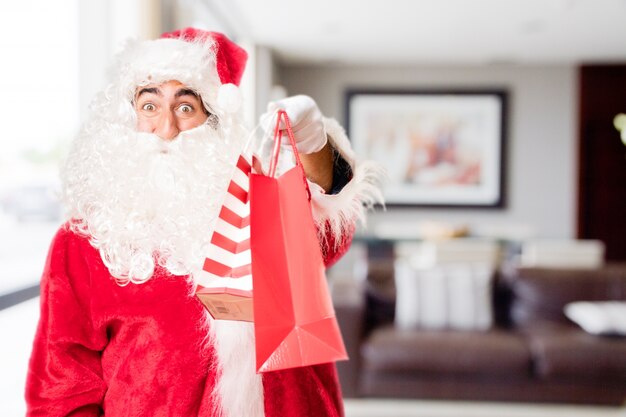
[0,1,78,414]
[0,1,78,295]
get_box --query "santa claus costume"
[25,28,381,417]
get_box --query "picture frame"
[345,89,507,208]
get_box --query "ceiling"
[201,0,626,66]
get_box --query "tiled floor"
[3,298,626,416]
[344,399,626,417]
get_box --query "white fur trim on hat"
[93,37,229,127]
[217,83,243,114]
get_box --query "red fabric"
[26,224,351,417]
[160,28,248,86]
[262,363,343,417]
[322,221,355,269]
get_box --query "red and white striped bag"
[194,151,263,322]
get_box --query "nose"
[154,110,179,140]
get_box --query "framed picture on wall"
[345,89,507,208]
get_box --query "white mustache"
[135,121,217,155]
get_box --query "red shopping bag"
[195,152,263,322]
[250,110,348,372]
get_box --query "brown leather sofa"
[333,252,626,405]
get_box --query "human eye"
[179,104,194,113]
[141,102,156,112]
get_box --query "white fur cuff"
[309,117,384,245]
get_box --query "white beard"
[63,117,266,416]
[61,120,246,285]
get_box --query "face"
[134,80,208,140]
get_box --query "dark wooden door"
[578,65,626,261]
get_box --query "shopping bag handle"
[268,110,312,201]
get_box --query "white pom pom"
[217,83,242,113]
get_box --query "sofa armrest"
[332,279,366,397]
[504,264,626,328]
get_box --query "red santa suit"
[25,28,382,417]
[26,222,352,417]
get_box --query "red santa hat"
[161,28,248,113]
[103,27,248,123]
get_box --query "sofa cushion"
[564,301,626,336]
[508,266,626,328]
[361,325,530,376]
[527,326,626,382]
[394,261,494,330]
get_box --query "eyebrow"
[135,87,161,99]
[175,88,200,99]
[135,87,201,100]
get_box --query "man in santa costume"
[25,28,381,417]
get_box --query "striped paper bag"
[194,152,262,322]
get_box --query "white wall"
[279,64,578,239]
[238,43,279,129]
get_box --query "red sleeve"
[25,227,108,417]
[319,221,355,269]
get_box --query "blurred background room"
[1,0,626,416]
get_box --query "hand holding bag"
[250,110,348,372]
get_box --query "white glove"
[260,95,328,154]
